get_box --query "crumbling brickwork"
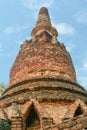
[9,7,76,86]
[10,41,76,85]
[0,7,87,130]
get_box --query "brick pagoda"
[0,7,87,130]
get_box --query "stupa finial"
[36,7,51,27]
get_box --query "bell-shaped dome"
[10,7,76,85]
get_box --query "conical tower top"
[32,7,58,39]
[36,7,51,27]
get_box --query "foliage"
[0,119,11,130]
[0,83,6,95]
[0,83,7,88]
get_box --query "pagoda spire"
[32,7,58,43]
[36,7,51,27]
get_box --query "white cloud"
[15,40,23,46]
[78,76,87,90]
[76,60,87,90]
[1,53,10,57]
[23,0,54,9]
[83,62,87,68]
[0,44,3,52]
[76,72,87,90]
[4,25,30,34]
[4,27,15,34]
[65,41,76,52]
[53,23,75,35]
[84,0,87,2]
[74,9,87,25]
[82,51,87,69]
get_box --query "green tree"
[0,119,11,130]
[0,83,6,95]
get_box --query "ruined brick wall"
[1,7,87,130]
[10,41,76,85]
[44,115,87,130]
[10,6,76,86]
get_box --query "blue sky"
[0,0,87,89]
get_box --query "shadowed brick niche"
[0,7,87,130]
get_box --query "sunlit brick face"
[10,7,76,85]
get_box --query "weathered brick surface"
[0,7,87,130]
[9,7,76,85]
[41,116,87,130]
[10,41,76,85]
[36,7,51,27]
[1,78,86,109]
[11,117,23,130]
